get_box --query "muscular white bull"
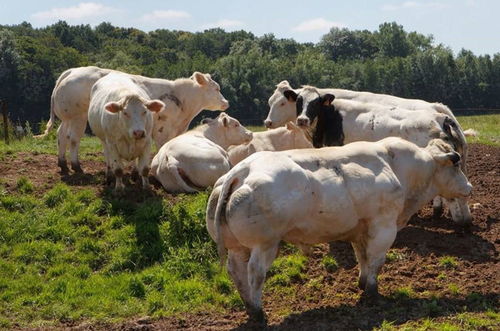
[227,121,312,165]
[276,85,472,225]
[206,137,472,320]
[88,73,165,192]
[151,113,252,193]
[36,66,229,173]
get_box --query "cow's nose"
[133,130,145,139]
[221,100,229,110]
[264,119,272,128]
[297,117,309,127]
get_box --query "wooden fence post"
[1,100,9,145]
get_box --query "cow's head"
[283,86,335,128]
[205,113,253,147]
[265,81,298,129]
[284,121,313,149]
[428,139,472,199]
[105,95,164,140]
[191,72,229,111]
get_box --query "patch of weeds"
[128,277,146,298]
[16,176,34,193]
[213,273,233,295]
[376,320,396,331]
[448,283,460,295]
[307,276,324,291]
[437,272,447,280]
[321,255,338,272]
[268,254,307,287]
[386,250,406,262]
[44,184,71,208]
[439,256,458,269]
[0,195,37,212]
[392,286,416,299]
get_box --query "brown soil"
[1,144,499,330]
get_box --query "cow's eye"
[142,111,147,115]
[123,112,130,117]
[280,102,285,106]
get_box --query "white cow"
[36,66,229,173]
[206,137,472,320]
[88,73,165,192]
[151,113,253,193]
[227,121,313,165]
[273,84,472,225]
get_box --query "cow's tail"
[213,166,245,267]
[166,156,201,193]
[35,69,71,138]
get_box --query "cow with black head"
[283,86,344,148]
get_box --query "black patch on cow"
[312,103,344,148]
[159,93,182,108]
[332,165,342,176]
[369,114,375,131]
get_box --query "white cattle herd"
[37,66,474,321]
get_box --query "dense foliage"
[0,21,499,129]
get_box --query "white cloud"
[31,2,118,21]
[140,10,191,22]
[382,1,448,11]
[200,19,244,30]
[292,18,344,32]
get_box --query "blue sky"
[0,0,497,56]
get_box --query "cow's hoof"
[361,283,380,299]
[71,163,83,174]
[58,160,69,173]
[247,308,266,323]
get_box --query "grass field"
[0,114,498,329]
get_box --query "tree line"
[1,21,499,130]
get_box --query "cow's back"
[53,66,114,120]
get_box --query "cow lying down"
[151,113,252,193]
[206,137,472,320]
[227,121,312,165]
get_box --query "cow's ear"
[435,151,461,166]
[145,100,165,113]
[105,102,122,113]
[322,93,335,106]
[201,117,213,125]
[222,116,229,127]
[283,89,298,102]
[192,72,208,85]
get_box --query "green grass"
[439,256,459,269]
[0,185,241,328]
[457,114,500,146]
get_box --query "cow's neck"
[201,126,230,150]
[398,180,438,228]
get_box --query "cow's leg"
[57,121,69,172]
[247,242,279,321]
[351,241,369,291]
[68,115,87,173]
[137,141,152,189]
[446,198,472,227]
[362,218,398,296]
[107,143,125,192]
[227,248,253,311]
[432,196,444,217]
[102,145,113,184]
